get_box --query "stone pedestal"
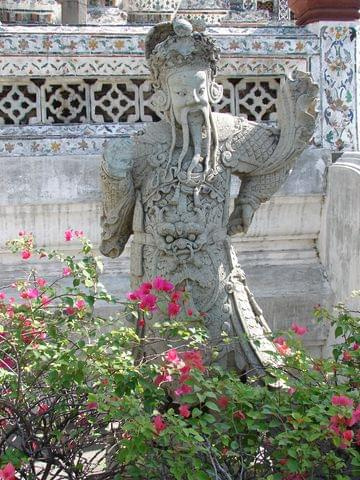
[289,0,360,26]
[0,0,61,24]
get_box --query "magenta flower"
[139,293,157,312]
[165,348,180,364]
[152,276,174,292]
[291,323,309,336]
[0,463,17,480]
[65,306,75,315]
[21,250,31,260]
[75,299,86,310]
[64,229,73,241]
[154,370,172,386]
[175,384,192,396]
[168,302,180,317]
[36,278,46,287]
[62,266,72,277]
[0,292,6,300]
[179,404,191,418]
[153,414,167,434]
[217,395,230,410]
[332,395,354,407]
[273,336,286,345]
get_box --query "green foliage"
[0,233,359,479]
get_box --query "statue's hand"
[227,203,255,236]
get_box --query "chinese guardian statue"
[100,19,317,373]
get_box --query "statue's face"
[167,69,210,124]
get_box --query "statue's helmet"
[145,19,222,113]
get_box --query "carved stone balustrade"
[0,0,61,24]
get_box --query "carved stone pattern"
[91,80,140,123]
[41,81,90,124]
[0,77,280,126]
[0,82,40,125]
[277,0,290,21]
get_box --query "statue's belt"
[132,229,228,247]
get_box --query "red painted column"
[288,0,360,26]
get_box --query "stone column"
[59,0,87,25]
[87,0,127,25]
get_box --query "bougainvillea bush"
[0,232,359,479]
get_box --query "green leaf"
[205,401,220,412]
[335,326,343,338]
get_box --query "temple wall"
[0,3,359,355]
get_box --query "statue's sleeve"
[226,72,318,235]
[100,137,136,258]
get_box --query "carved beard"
[168,105,219,178]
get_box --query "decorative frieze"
[321,25,358,151]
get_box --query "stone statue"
[100,19,317,374]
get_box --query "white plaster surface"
[319,152,360,310]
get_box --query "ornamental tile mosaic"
[321,25,358,151]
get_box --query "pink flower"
[0,463,17,480]
[0,292,6,300]
[165,349,180,365]
[171,291,182,302]
[175,384,192,396]
[0,356,16,371]
[347,405,360,427]
[139,282,153,295]
[179,404,191,418]
[65,306,75,315]
[127,290,140,301]
[168,302,181,317]
[342,351,352,362]
[154,370,172,386]
[75,299,86,310]
[291,323,309,336]
[342,430,353,442]
[87,402,98,410]
[332,395,354,408]
[152,277,174,292]
[139,293,157,312]
[353,342,359,351]
[288,387,297,396]
[36,278,46,287]
[217,395,230,410]
[276,342,291,356]
[179,365,191,383]
[37,403,49,415]
[21,288,40,300]
[273,336,286,345]
[153,414,167,434]
[41,295,51,307]
[21,250,31,260]
[233,410,246,420]
[64,229,73,241]
[62,267,72,277]
[182,350,205,372]
[187,308,193,316]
